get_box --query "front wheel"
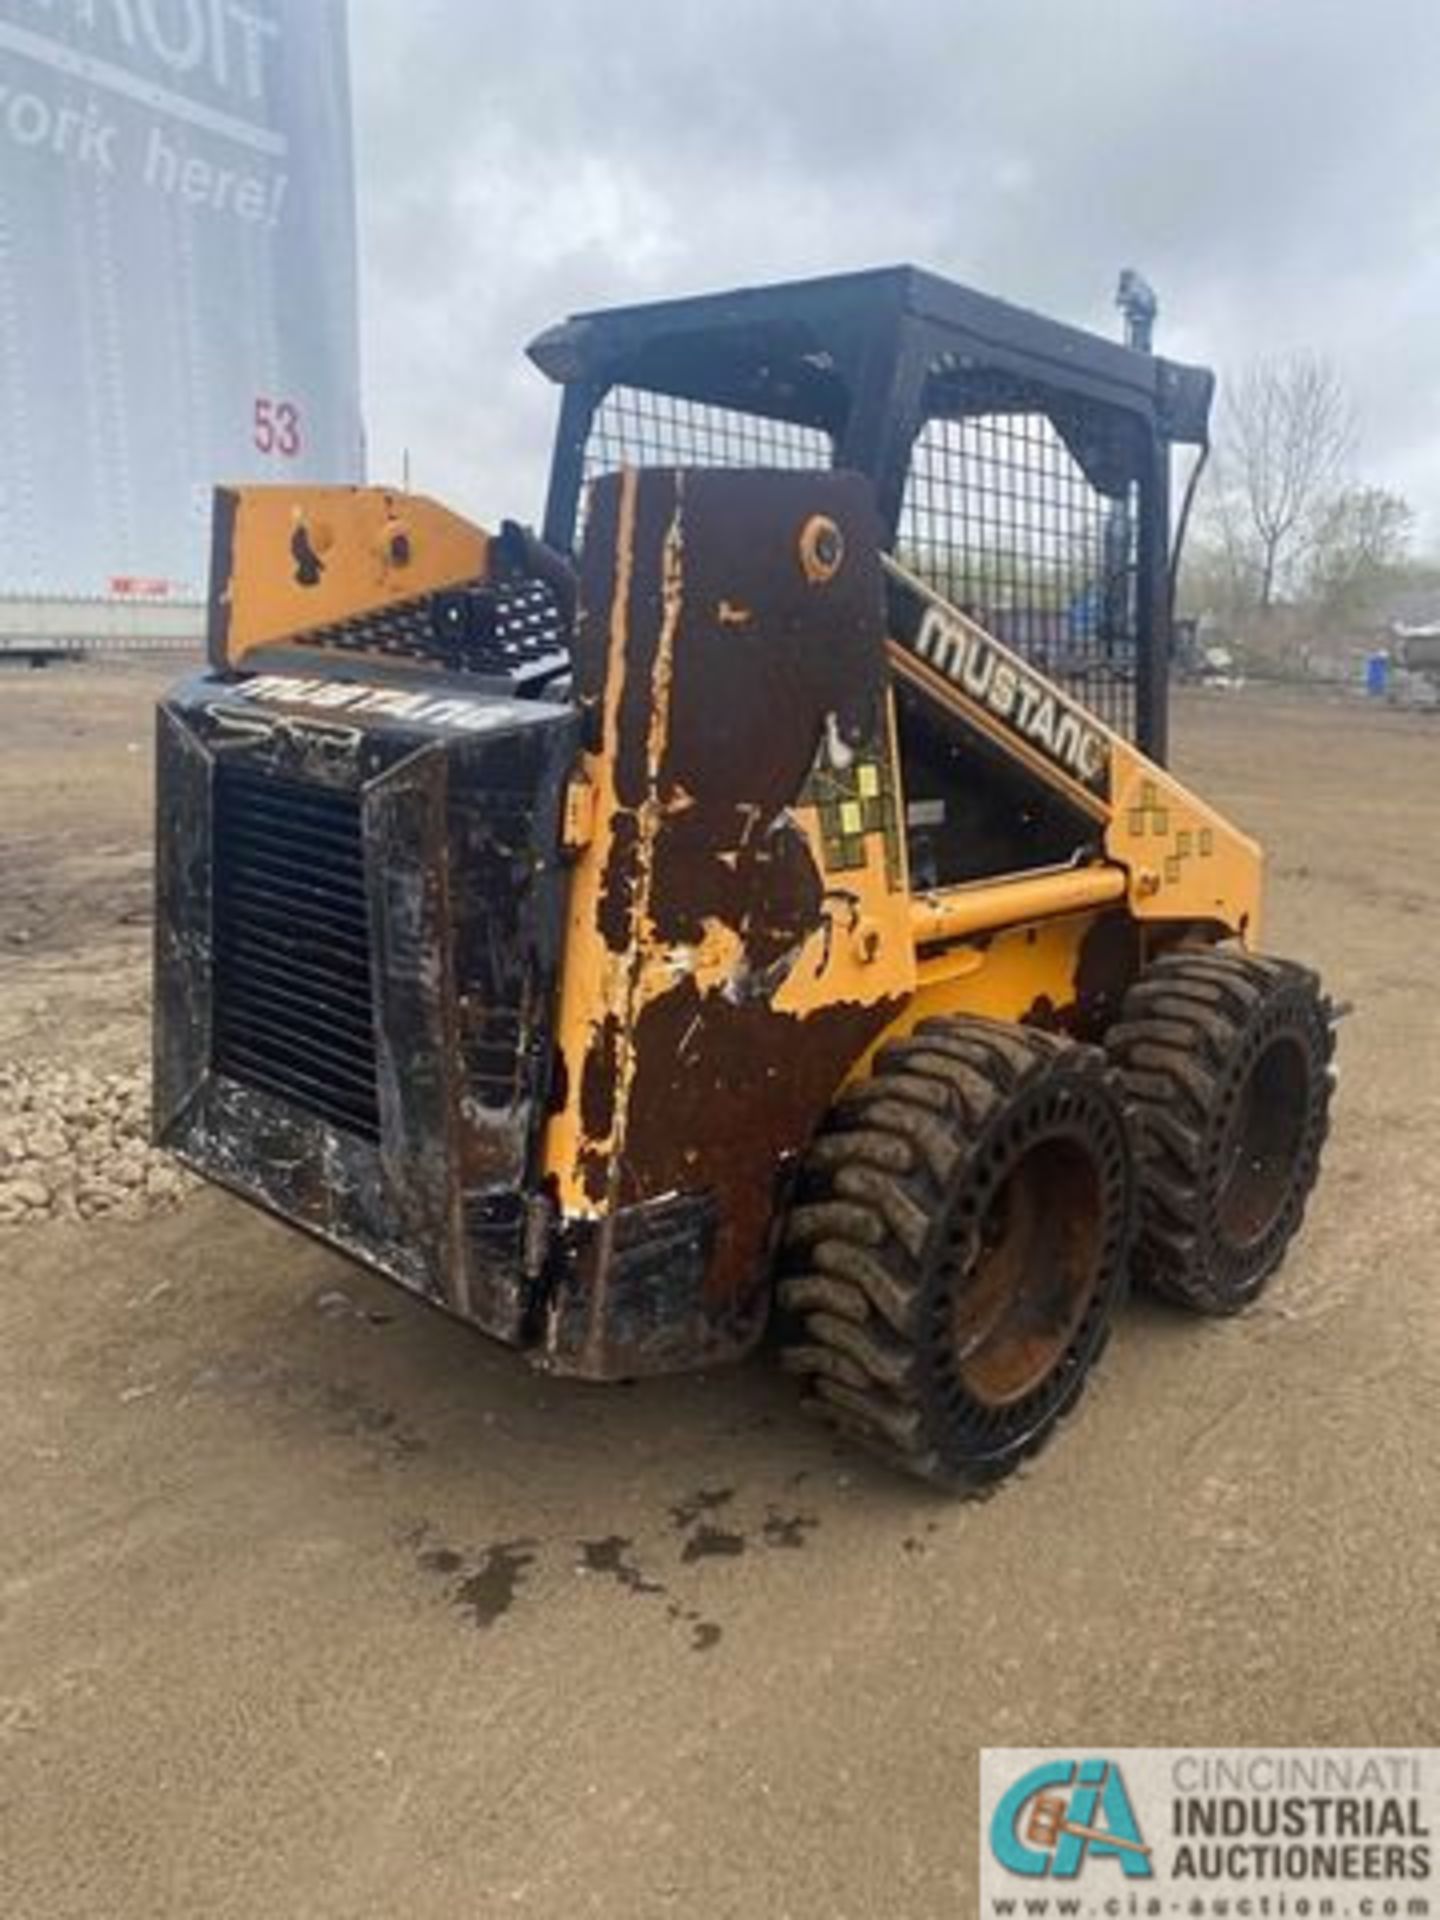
[779,1017,1135,1491]
[1105,948,1335,1313]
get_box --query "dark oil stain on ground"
[666,1601,723,1653]
[578,1534,666,1595]
[454,1541,537,1628]
[672,1488,818,1563]
[681,1522,746,1564]
[408,1526,536,1629]
[402,1483,810,1651]
[578,1534,731,1651]
[761,1509,818,1549]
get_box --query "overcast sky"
[350,0,1440,540]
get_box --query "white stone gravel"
[0,1062,196,1228]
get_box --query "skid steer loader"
[153,266,1335,1487]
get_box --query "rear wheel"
[779,1017,1134,1490]
[1105,949,1334,1313]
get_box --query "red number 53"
[253,397,302,458]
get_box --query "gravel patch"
[0,1063,196,1228]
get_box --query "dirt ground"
[1,661,1436,1919]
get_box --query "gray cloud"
[351,0,1440,535]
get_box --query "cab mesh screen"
[898,411,1141,741]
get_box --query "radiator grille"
[212,765,380,1141]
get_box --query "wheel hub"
[950,1125,1106,1409]
[1215,1030,1311,1249]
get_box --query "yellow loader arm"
[883,557,1264,948]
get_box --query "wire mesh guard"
[898,412,1141,740]
[581,386,833,500]
[577,385,1144,742]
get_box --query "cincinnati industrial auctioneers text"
[1165,1754,1431,1885]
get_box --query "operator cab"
[528,263,1212,779]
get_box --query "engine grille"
[212,764,380,1141]
[299,578,569,684]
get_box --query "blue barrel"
[1366,652,1390,698]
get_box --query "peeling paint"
[538,469,911,1375]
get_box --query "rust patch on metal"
[541,468,912,1372]
[578,1012,622,1168]
[622,979,902,1312]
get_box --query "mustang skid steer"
[154,267,1334,1487]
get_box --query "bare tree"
[1219,353,1354,610]
[1304,485,1413,621]
[1184,472,1264,620]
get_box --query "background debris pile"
[0,1063,194,1228]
